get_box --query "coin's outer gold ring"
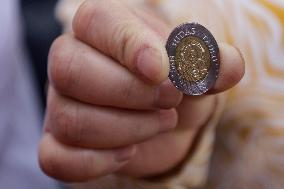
[166,23,220,95]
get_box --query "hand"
[39,0,245,182]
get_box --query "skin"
[38,0,245,182]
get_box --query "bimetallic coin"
[166,23,220,95]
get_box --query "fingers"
[209,43,245,93]
[72,0,169,84]
[39,133,136,182]
[177,95,216,128]
[48,34,243,111]
[118,129,196,177]
[45,87,178,149]
[71,0,244,94]
[48,34,182,110]
[117,96,218,177]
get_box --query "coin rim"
[166,23,220,95]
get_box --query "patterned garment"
[56,0,284,188]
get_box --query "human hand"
[39,0,245,182]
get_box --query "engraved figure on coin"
[175,36,210,83]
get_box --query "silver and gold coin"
[166,23,220,95]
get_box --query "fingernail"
[159,109,177,132]
[114,145,136,163]
[136,47,167,84]
[154,80,183,108]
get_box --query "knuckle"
[38,137,61,179]
[55,108,76,143]
[48,35,76,93]
[73,0,103,38]
[38,134,89,182]
[48,96,78,144]
[39,152,56,178]
[73,0,142,68]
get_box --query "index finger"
[73,0,169,84]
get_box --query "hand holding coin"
[39,0,245,182]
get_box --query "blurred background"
[21,0,61,107]
[0,0,62,188]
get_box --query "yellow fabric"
[56,0,284,188]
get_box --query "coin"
[166,23,220,95]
